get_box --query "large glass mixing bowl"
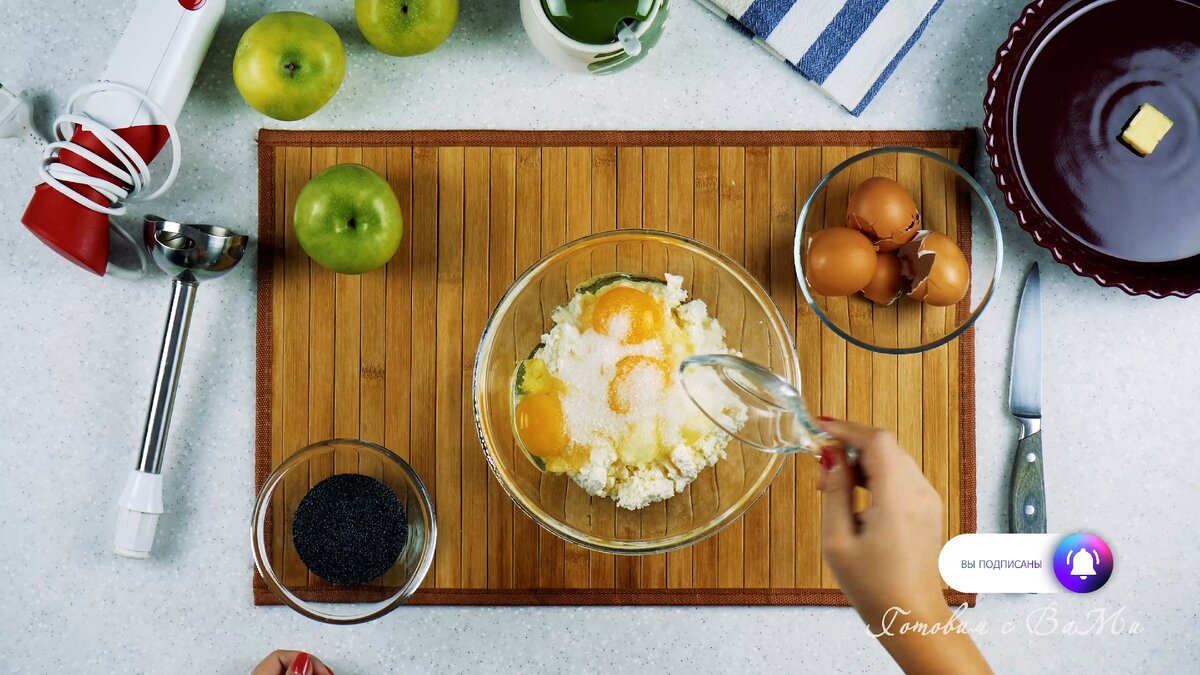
[473,230,799,554]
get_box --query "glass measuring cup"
[680,354,857,462]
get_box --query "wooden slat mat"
[254,130,977,607]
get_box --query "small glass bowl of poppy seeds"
[253,439,436,624]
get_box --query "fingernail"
[817,416,835,422]
[820,447,837,471]
[292,653,312,675]
[816,453,827,492]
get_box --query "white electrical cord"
[34,82,182,279]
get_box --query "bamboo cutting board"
[254,130,977,607]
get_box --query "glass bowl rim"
[792,145,1005,355]
[251,438,438,625]
[472,228,795,555]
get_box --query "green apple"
[355,0,459,56]
[294,164,403,275]
[233,12,346,121]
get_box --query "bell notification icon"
[1054,533,1114,593]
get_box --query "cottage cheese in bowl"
[512,274,747,510]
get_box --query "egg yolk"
[544,444,592,474]
[515,393,568,459]
[608,355,671,413]
[591,287,663,344]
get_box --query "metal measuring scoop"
[680,354,857,462]
[114,215,247,559]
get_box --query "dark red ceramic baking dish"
[984,0,1200,298]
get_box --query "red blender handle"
[20,0,223,276]
[22,125,169,275]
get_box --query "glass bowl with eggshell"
[473,230,799,554]
[794,146,1003,355]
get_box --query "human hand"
[251,650,334,675]
[817,419,946,629]
[817,418,990,674]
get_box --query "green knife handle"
[1009,430,1046,533]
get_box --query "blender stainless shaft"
[137,279,196,474]
[115,215,246,559]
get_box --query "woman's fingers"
[251,651,334,675]
[818,418,917,498]
[818,417,880,448]
[251,651,296,675]
[819,448,858,556]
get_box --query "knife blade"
[1009,263,1045,533]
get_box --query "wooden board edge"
[255,138,276,494]
[954,135,979,542]
[254,588,976,608]
[257,129,979,151]
[252,138,277,602]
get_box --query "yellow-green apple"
[355,0,459,56]
[233,12,346,121]
[294,164,403,274]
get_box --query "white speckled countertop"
[1,1,1197,672]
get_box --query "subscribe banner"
[938,533,1114,594]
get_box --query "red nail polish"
[817,416,835,422]
[819,447,834,471]
[292,653,312,675]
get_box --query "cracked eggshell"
[804,227,878,297]
[847,177,921,252]
[861,251,904,306]
[899,231,969,307]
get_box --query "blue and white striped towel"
[696,0,945,115]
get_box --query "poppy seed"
[291,473,408,586]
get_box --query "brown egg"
[805,227,878,297]
[899,231,969,307]
[847,177,921,252]
[861,252,904,305]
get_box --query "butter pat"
[1121,103,1174,156]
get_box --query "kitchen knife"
[1009,263,1045,533]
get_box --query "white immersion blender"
[115,216,248,559]
[19,0,224,278]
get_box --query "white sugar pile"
[535,274,747,509]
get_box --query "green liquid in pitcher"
[541,0,655,45]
